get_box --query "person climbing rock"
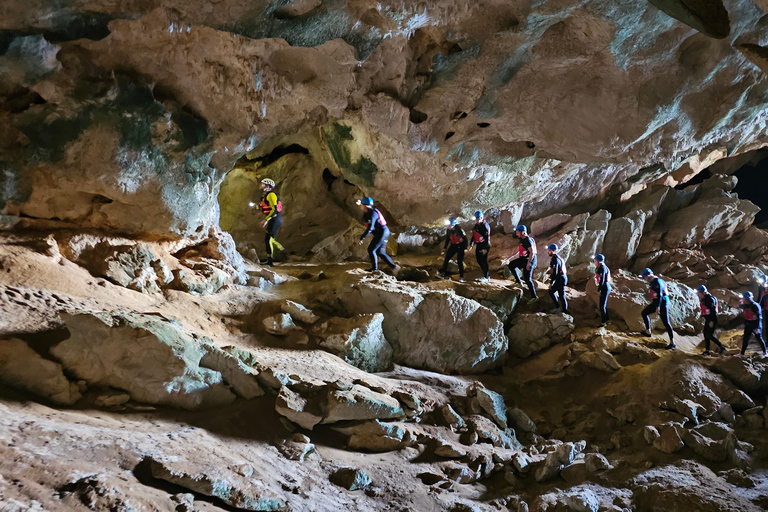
[469,211,491,283]
[697,285,726,356]
[547,244,568,314]
[594,254,611,327]
[357,197,399,274]
[740,291,767,356]
[759,274,768,337]
[508,225,538,302]
[257,178,283,267]
[438,217,468,282]
[640,268,676,349]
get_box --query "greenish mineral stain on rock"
[324,123,377,187]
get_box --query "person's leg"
[641,302,657,333]
[742,329,753,355]
[703,325,713,352]
[376,233,396,269]
[708,320,725,350]
[659,299,674,343]
[560,276,568,313]
[441,246,457,274]
[508,258,525,284]
[548,285,558,307]
[476,246,489,278]
[456,248,465,279]
[269,216,284,252]
[599,286,610,324]
[756,329,767,354]
[523,263,537,298]
[367,237,380,270]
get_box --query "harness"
[449,228,465,246]
[595,266,610,287]
[649,279,667,300]
[472,224,489,244]
[744,305,758,322]
[700,294,718,317]
[364,208,387,231]
[518,237,533,258]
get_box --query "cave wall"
[2,0,768,246]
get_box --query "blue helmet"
[515,225,527,233]
[359,197,374,206]
[547,243,558,252]
[594,253,605,262]
[743,291,754,300]
[448,217,458,226]
[760,275,768,285]
[696,285,707,293]
[474,211,483,219]
[641,268,653,278]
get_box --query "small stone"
[281,300,320,324]
[507,407,537,433]
[643,425,660,444]
[330,467,371,491]
[263,313,299,335]
[653,426,684,454]
[584,453,613,472]
[438,404,465,430]
[94,392,131,408]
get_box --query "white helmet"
[261,178,275,187]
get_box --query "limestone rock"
[662,195,759,249]
[508,313,575,358]
[94,391,131,408]
[314,314,393,373]
[52,312,235,410]
[653,426,684,454]
[274,387,323,430]
[75,242,164,294]
[584,453,612,473]
[199,345,264,400]
[468,383,507,429]
[337,277,507,373]
[263,314,299,336]
[0,337,82,405]
[281,300,319,325]
[329,467,371,491]
[603,211,646,267]
[276,434,316,462]
[147,458,285,510]
[333,420,404,452]
[507,408,537,433]
[171,266,228,296]
[322,384,404,424]
[577,349,621,373]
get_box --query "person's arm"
[360,210,377,240]
[527,238,535,268]
[444,229,451,251]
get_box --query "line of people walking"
[251,185,767,358]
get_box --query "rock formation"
[3,0,768,510]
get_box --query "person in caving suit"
[357,197,399,274]
[469,211,491,283]
[640,268,676,349]
[547,244,568,314]
[696,285,726,356]
[257,178,283,267]
[438,217,468,283]
[758,275,768,337]
[594,254,611,327]
[740,291,767,356]
[508,225,538,302]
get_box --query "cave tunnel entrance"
[217,140,366,263]
[732,156,768,228]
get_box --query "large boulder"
[0,337,82,405]
[662,195,759,249]
[602,211,646,268]
[335,276,507,374]
[507,313,575,358]
[314,314,394,373]
[52,312,236,409]
[73,241,166,294]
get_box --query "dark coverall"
[760,291,768,340]
[595,263,611,324]
[700,293,725,353]
[508,235,537,298]
[471,222,491,279]
[642,277,674,342]
[548,254,568,313]
[741,300,767,355]
[361,208,396,270]
[440,225,468,279]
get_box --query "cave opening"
[732,157,768,227]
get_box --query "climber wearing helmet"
[640,268,676,349]
[594,254,611,327]
[740,291,767,356]
[696,285,726,356]
[508,224,538,301]
[357,197,399,274]
[438,217,468,282]
[469,211,491,283]
[257,178,283,266]
[547,244,568,314]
